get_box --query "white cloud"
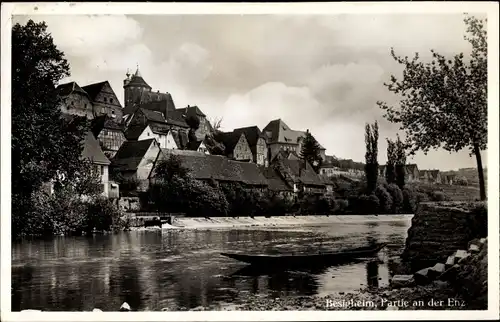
[316,14,473,56]
[29,15,144,57]
[221,82,323,132]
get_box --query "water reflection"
[366,261,379,288]
[12,217,412,311]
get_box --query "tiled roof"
[318,174,335,185]
[185,140,203,151]
[124,123,148,140]
[140,108,166,123]
[57,81,89,98]
[215,131,242,154]
[81,131,110,165]
[274,159,325,187]
[176,105,206,117]
[166,109,189,128]
[91,114,124,137]
[124,70,152,89]
[258,166,293,192]
[111,139,157,171]
[262,119,325,149]
[81,81,108,102]
[155,150,268,186]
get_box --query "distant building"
[57,80,124,122]
[121,67,212,151]
[57,82,94,119]
[81,131,115,198]
[419,170,442,184]
[441,174,456,185]
[271,158,326,195]
[185,139,210,154]
[262,119,326,162]
[110,138,161,192]
[82,81,124,120]
[320,157,364,179]
[405,164,420,182]
[215,131,253,162]
[124,108,180,150]
[232,126,269,166]
[319,164,344,177]
[258,166,295,200]
[91,115,126,159]
[176,105,212,141]
[378,163,420,183]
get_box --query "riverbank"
[161,214,412,230]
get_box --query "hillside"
[411,182,482,201]
[442,168,487,188]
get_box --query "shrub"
[455,176,469,186]
[374,185,393,214]
[416,192,429,203]
[183,178,229,217]
[357,194,380,215]
[85,197,123,233]
[386,183,404,213]
[267,193,294,216]
[316,196,334,215]
[430,191,451,202]
[299,194,319,215]
[334,199,349,214]
[402,186,418,213]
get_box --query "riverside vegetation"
[11,20,126,239]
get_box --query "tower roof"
[124,66,151,89]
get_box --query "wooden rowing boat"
[221,243,387,267]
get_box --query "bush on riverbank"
[15,186,126,238]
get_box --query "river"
[11,215,412,311]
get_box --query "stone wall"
[401,201,487,272]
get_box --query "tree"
[185,114,200,143]
[12,20,90,236]
[385,139,397,184]
[153,154,190,183]
[394,135,407,189]
[299,129,323,173]
[377,15,487,200]
[364,122,379,194]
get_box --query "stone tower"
[123,65,152,109]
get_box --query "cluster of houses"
[54,67,453,210]
[55,68,333,206]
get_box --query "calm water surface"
[12,216,412,311]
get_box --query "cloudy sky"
[14,13,488,171]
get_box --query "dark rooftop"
[111,139,157,171]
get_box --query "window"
[110,98,114,104]
[103,97,107,103]
[100,166,104,176]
